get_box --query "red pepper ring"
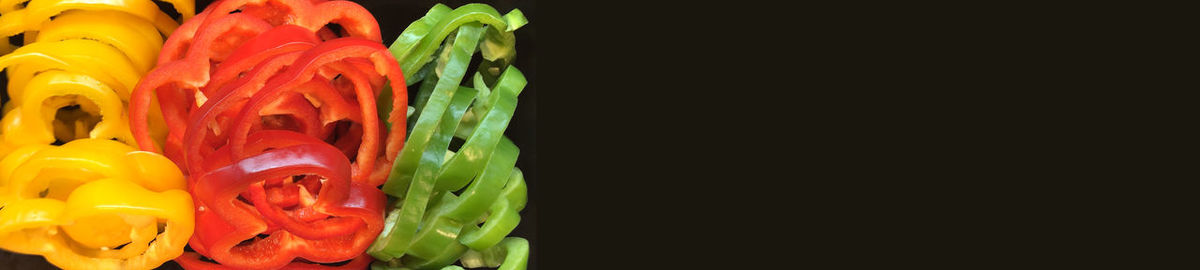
[245,175,365,240]
[190,143,384,269]
[130,12,275,154]
[174,252,374,270]
[207,25,322,93]
[226,38,407,186]
[158,8,210,65]
[200,0,382,42]
[254,91,325,138]
[181,50,305,175]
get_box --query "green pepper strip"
[436,67,525,192]
[370,82,476,261]
[458,237,530,270]
[408,72,439,131]
[395,137,518,270]
[379,3,526,131]
[381,22,484,198]
[395,193,468,270]
[387,3,452,81]
[392,4,526,84]
[370,143,520,270]
[459,167,527,251]
[375,3,451,132]
[370,24,483,258]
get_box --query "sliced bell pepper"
[188,142,384,270]
[0,139,193,270]
[0,0,193,40]
[380,22,486,198]
[456,237,529,270]
[0,69,135,150]
[369,3,532,269]
[388,3,525,84]
[369,83,477,261]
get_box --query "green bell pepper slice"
[381,22,485,198]
[459,168,527,250]
[392,3,527,84]
[373,133,519,269]
[370,82,478,261]
[437,67,525,191]
[397,193,469,270]
[372,3,533,269]
[388,3,453,75]
[459,237,530,270]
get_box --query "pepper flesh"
[0,1,195,269]
[0,139,193,270]
[0,0,190,155]
[368,3,531,269]
[125,1,409,268]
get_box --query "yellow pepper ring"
[36,10,164,73]
[0,39,142,102]
[0,70,132,147]
[0,0,186,37]
[0,139,191,269]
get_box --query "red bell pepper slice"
[130,12,275,155]
[180,49,304,175]
[131,0,383,156]
[224,38,407,186]
[189,143,384,270]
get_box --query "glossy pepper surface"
[0,0,195,269]
[0,0,191,156]
[127,0,408,268]
[0,139,193,270]
[367,3,531,270]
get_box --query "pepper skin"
[0,139,193,270]
[367,4,531,269]
[126,1,408,268]
[0,1,195,269]
[0,0,192,156]
[183,142,384,270]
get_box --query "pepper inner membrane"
[47,96,103,144]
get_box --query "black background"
[0,0,537,269]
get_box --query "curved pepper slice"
[369,4,531,268]
[189,142,384,270]
[370,167,526,270]
[0,70,135,151]
[388,3,526,84]
[34,10,165,73]
[129,0,391,162]
[0,0,192,39]
[0,0,182,157]
[369,82,476,262]
[374,140,519,270]
[0,139,192,270]
[380,23,485,199]
[456,237,529,270]
[223,37,407,186]
[435,67,526,192]
[458,168,527,251]
[0,39,142,107]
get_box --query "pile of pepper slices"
[0,0,531,269]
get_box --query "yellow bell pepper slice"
[0,70,134,149]
[0,139,191,270]
[0,38,142,103]
[0,0,193,38]
[36,10,164,73]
